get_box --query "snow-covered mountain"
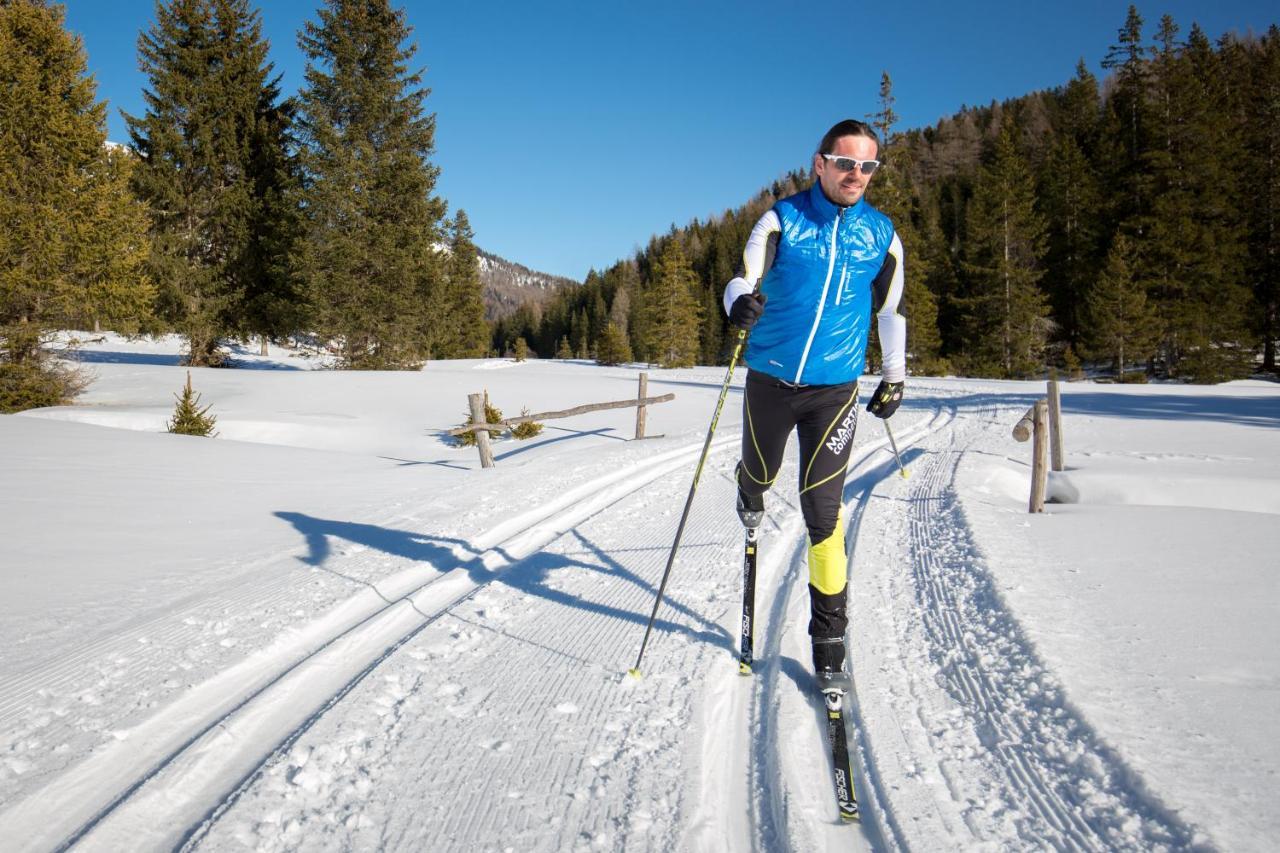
[477,248,575,321]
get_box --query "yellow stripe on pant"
[807,511,846,595]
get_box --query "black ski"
[821,673,860,822]
[737,527,758,674]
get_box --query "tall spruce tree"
[1143,20,1251,380]
[1085,234,1158,377]
[638,239,702,368]
[126,0,293,366]
[1,0,153,410]
[436,210,488,358]
[294,0,446,369]
[1249,27,1280,371]
[1101,5,1152,230]
[1038,135,1102,351]
[958,126,1050,377]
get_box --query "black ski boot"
[813,636,850,693]
[735,463,764,529]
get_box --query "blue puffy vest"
[746,184,896,386]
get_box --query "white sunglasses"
[820,154,880,175]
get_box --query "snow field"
[2,344,1277,851]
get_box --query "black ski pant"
[736,369,859,640]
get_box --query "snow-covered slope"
[1,336,1277,851]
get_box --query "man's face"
[814,134,879,207]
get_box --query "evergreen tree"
[1085,234,1158,377]
[1248,27,1280,371]
[595,323,633,366]
[1038,135,1103,350]
[1,0,153,411]
[638,239,702,368]
[958,126,1050,377]
[555,335,572,359]
[1143,21,1252,380]
[1101,5,1152,227]
[126,0,294,366]
[167,371,218,436]
[294,0,446,369]
[437,210,488,358]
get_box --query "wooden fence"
[448,372,674,468]
[1011,372,1066,513]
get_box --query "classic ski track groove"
[749,402,956,852]
[195,433,748,851]
[898,402,1200,851]
[0,432,738,852]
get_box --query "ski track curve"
[0,434,737,852]
[872,398,1205,851]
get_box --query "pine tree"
[1101,5,1152,225]
[294,0,446,369]
[958,126,1050,377]
[1038,135,1103,350]
[1248,27,1280,372]
[437,210,488,358]
[513,337,529,362]
[638,239,702,368]
[595,323,633,366]
[167,371,218,435]
[126,0,294,366]
[1,0,153,411]
[555,335,572,359]
[1142,21,1252,380]
[1085,234,1158,378]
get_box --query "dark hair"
[816,119,879,156]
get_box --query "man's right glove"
[728,292,767,331]
[867,380,904,419]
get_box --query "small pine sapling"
[167,371,218,436]
[511,407,543,440]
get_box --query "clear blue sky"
[62,0,1276,281]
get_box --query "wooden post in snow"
[635,372,648,440]
[468,392,495,469]
[1030,399,1049,513]
[1047,371,1064,472]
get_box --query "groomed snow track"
[1,387,1207,852]
[0,435,739,851]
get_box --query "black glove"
[867,380,903,419]
[728,292,767,331]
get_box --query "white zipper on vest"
[835,262,849,305]
[794,209,842,383]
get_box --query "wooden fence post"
[468,392,495,469]
[1047,371,1064,472]
[635,372,648,439]
[1030,399,1048,513]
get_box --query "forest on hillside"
[496,7,1279,384]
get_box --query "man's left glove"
[728,292,767,331]
[867,380,903,419]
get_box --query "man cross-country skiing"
[724,118,906,687]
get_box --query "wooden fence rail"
[449,372,675,468]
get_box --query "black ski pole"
[628,328,748,678]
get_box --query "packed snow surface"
[1,332,1277,851]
